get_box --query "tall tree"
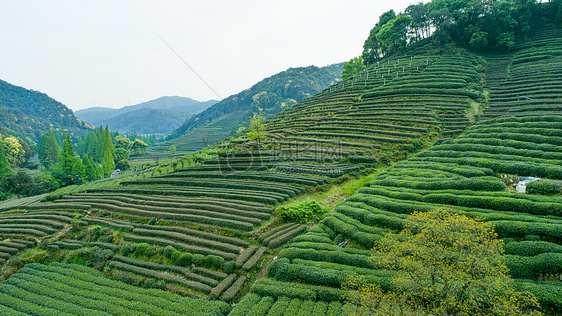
[103,126,116,161]
[248,112,266,146]
[82,154,102,181]
[38,130,60,169]
[114,135,133,150]
[376,15,414,55]
[0,138,12,180]
[2,136,25,167]
[362,10,397,65]
[86,132,99,162]
[61,133,76,176]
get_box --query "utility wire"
[153,30,222,100]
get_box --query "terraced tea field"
[249,22,562,314]
[0,16,561,316]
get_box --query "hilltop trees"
[362,10,397,64]
[362,0,541,65]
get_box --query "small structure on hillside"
[110,169,120,178]
[515,176,540,193]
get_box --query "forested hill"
[0,79,91,143]
[75,96,218,134]
[162,63,343,151]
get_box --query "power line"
[153,30,222,100]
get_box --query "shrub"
[527,180,558,195]
[265,296,291,316]
[210,274,237,298]
[192,254,205,266]
[133,243,155,257]
[204,255,225,269]
[235,247,258,269]
[163,246,176,258]
[250,279,344,302]
[177,253,192,267]
[267,225,308,248]
[504,241,562,256]
[504,253,562,279]
[276,200,328,223]
[223,261,235,274]
[242,247,268,271]
[220,276,247,301]
[171,250,182,264]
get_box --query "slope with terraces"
[1,17,562,316]
[230,21,562,315]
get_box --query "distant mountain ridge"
[0,79,91,143]
[75,96,217,134]
[162,63,343,151]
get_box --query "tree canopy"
[362,0,541,65]
[343,209,541,315]
[342,56,366,81]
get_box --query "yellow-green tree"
[2,136,25,167]
[248,112,266,146]
[343,208,541,316]
[114,135,133,150]
[132,138,148,155]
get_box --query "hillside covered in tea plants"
[0,1,561,315]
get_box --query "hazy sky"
[1,1,417,111]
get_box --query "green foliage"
[163,245,176,258]
[342,56,366,80]
[1,136,26,167]
[120,244,131,256]
[132,138,148,155]
[115,159,130,171]
[1,170,35,198]
[220,276,246,301]
[276,200,328,223]
[526,180,558,196]
[376,15,414,55]
[250,279,344,302]
[362,10,397,64]
[210,274,237,298]
[115,147,129,161]
[247,112,266,144]
[113,135,133,150]
[0,138,12,184]
[342,209,542,315]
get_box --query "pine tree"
[83,154,102,181]
[102,152,114,177]
[71,157,85,182]
[61,133,76,176]
[38,130,60,169]
[101,127,116,177]
[87,133,99,162]
[95,127,105,161]
[104,126,116,161]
